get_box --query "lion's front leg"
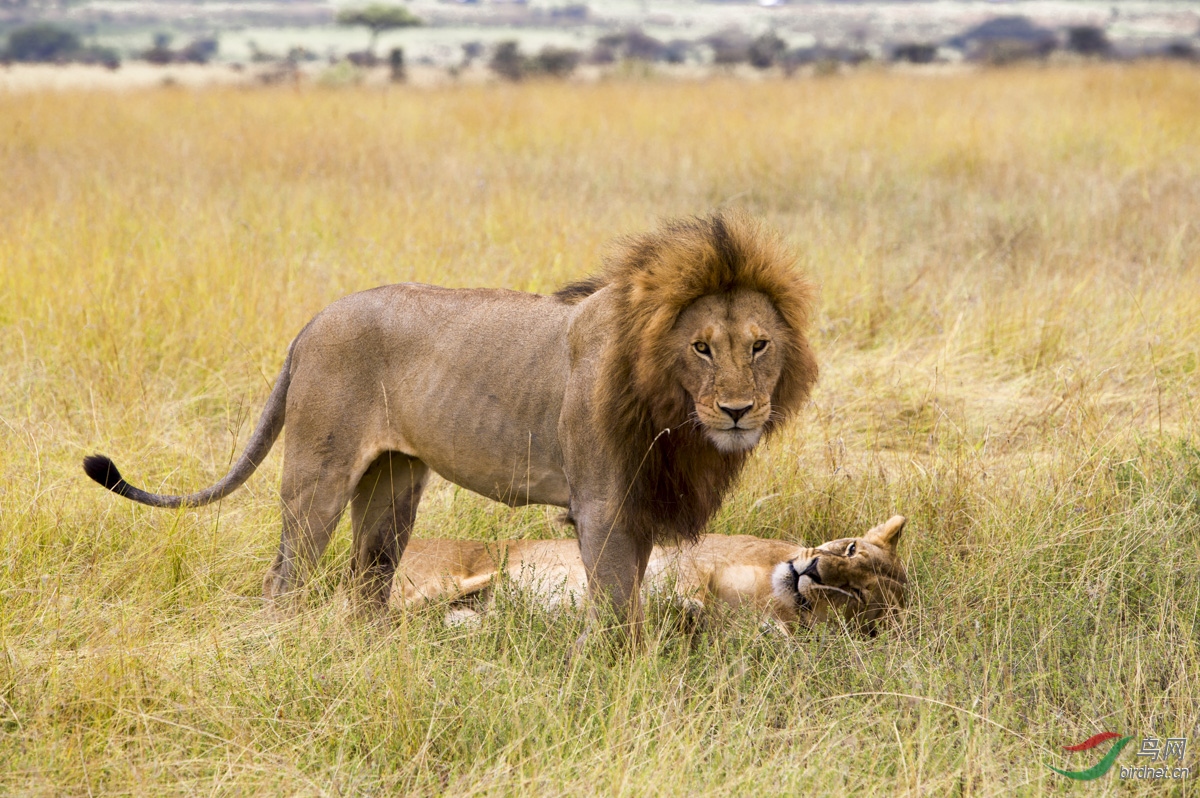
[576,508,654,646]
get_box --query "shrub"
[618,29,665,61]
[662,39,692,65]
[76,45,121,69]
[891,43,937,64]
[1066,26,1111,57]
[591,29,666,63]
[143,32,174,65]
[1163,41,1196,61]
[946,16,1057,63]
[976,39,1049,66]
[5,23,81,63]
[490,40,527,81]
[346,51,377,67]
[178,37,219,65]
[533,46,580,78]
[461,41,484,66]
[748,31,786,69]
[782,45,870,75]
[705,29,752,66]
[487,42,579,81]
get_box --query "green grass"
[1,65,1198,794]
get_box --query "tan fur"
[83,212,818,632]
[397,516,908,636]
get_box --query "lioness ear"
[865,515,906,552]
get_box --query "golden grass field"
[1,64,1198,795]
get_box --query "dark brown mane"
[552,275,608,304]
[574,211,819,543]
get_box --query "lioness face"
[672,291,788,453]
[771,516,908,635]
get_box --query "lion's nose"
[718,401,753,423]
[798,557,822,584]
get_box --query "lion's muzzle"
[772,558,811,611]
[773,554,862,614]
[699,398,772,452]
[718,401,754,424]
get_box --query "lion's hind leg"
[264,453,357,614]
[350,452,429,607]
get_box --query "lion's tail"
[83,342,295,509]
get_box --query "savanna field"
[1,65,1198,795]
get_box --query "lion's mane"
[555,212,818,543]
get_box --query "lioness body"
[398,516,908,634]
[83,213,818,632]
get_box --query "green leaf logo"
[1046,733,1134,781]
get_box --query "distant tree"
[461,41,485,66]
[588,41,617,65]
[947,16,1057,60]
[617,29,665,61]
[178,36,219,64]
[662,39,691,64]
[1066,26,1111,57]
[748,31,786,69]
[5,22,81,62]
[891,43,937,64]
[388,47,405,82]
[286,46,319,64]
[487,42,580,81]
[77,44,121,69]
[248,40,277,64]
[336,4,421,58]
[143,32,174,65]
[704,29,752,66]
[489,40,527,80]
[1163,41,1196,61]
[533,46,580,78]
[592,29,666,63]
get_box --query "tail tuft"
[83,454,129,495]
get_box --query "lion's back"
[286,282,580,507]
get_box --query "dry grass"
[1,65,1198,795]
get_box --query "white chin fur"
[771,561,796,601]
[706,427,763,453]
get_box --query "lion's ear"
[865,515,906,552]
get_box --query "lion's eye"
[693,341,711,356]
[846,542,857,557]
[752,339,768,353]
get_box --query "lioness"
[397,516,908,636]
[83,212,818,633]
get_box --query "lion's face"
[670,290,788,453]
[771,516,908,636]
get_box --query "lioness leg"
[350,452,428,606]
[577,514,653,644]
[660,558,708,631]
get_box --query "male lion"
[83,212,818,632]
[397,516,908,636]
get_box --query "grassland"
[1,65,1198,795]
